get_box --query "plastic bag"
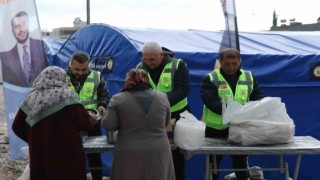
[222,96,285,124]
[17,146,30,180]
[174,111,205,150]
[222,96,295,146]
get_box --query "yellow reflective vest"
[137,58,188,112]
[66,71,100,110]
[203,69,253,130]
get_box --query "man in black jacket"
[65,52,110,180]
[200,48,264,180]
[137,41,190,180]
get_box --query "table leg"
[212,155,217,174]
[284,162,289,180]
[279,154,284,173]
[293,154,301,180]
[205,155,210,180]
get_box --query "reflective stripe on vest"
[66,71,100,109]
[137,59,188,112]
[203,69,253,130]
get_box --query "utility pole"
[87,0,90,25]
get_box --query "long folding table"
[83,136,320,180]
[181,136,320,180]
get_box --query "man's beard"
[17,32,29,44]
[73,74,87,81]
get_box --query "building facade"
[43,17,87,39]
[270,17,320,31]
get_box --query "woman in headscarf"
[12,66,96,180]
[102,69,175,180]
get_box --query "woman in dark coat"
[12,66,96,180]
[102,69,175,180]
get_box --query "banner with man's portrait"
[0,0,47,159]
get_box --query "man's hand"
[97,106,106,115]
[88,112,97,125]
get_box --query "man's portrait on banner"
[0,11,47,87]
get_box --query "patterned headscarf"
[20,66,80,126]
[121,69,151,92]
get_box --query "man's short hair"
[142,41,162,54]
[11,11,28,26]
[70,52,90,64]
[219,48,240,60]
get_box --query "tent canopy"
[46,24,320,87]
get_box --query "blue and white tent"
[43,24,320,179]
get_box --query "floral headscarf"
[20,66,80,126]
[121,69,151,92]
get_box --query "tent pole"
[87,0,90,25]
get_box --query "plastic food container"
[87,109,102,122]
[107,131,118,144]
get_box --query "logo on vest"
[66,83,71,87]
[163,77,170,88]
[240,90,247,96]
[86,88,92,93]
[163,77,169,83]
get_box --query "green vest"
[66,71,100,110]
[136,58,188,112]
[203,69,253,130]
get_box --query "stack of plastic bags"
[222,96,295,146]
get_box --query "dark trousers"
[172,148,185,180]
[87,123,103,180]
[205,127,249,180]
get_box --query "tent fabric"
[43,24,320,180]
[42,37,66,65]
[45,24,320,88]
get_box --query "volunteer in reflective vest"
[200,48,264,180]
[137,41,190,180]
[65,51,110,180]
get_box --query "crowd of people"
[12,40,263,180]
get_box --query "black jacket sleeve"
[97,74,110,108]
[166,60,190,106]
[200,74,223,115]
[249,75,265,101]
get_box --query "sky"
[17,0,320,32]
[33,0,320,32]
[35,0,320,31]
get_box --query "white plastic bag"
[17,146,30,180]
[222,96,295,146]
[222,96,284,124]
[174,111,205,150]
